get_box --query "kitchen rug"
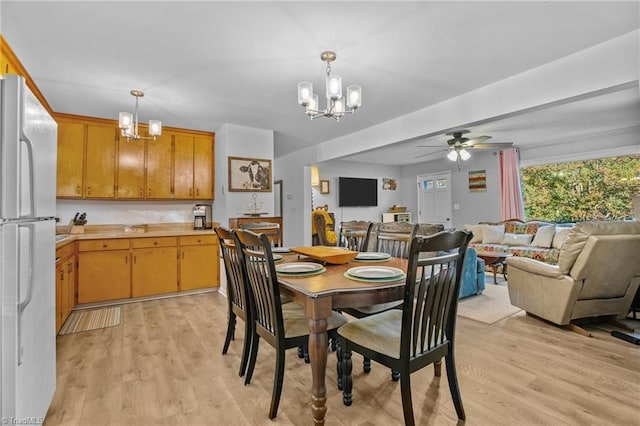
[59,306,121,335]
[457,284,522,325]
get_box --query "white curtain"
[498,148,524,220]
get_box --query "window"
[520,154,640,222]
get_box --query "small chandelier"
[297,51,362,121]
[118,90,162,141]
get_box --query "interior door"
[417,171,453,226]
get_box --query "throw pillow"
[482,224,505,244]
[531,225,556,248]
[502,232,534,246]
[464,224,483,243]
[552,227,571,249]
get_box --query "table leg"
[491,263,498,284]
[309,317,328,425]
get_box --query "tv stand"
[382,212,411,223]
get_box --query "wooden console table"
[229,216,283,246]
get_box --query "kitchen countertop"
[55,222,219,248]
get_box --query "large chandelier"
[118,90,162,141]
[297,51,362,121]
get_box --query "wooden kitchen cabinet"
[146,133,174,199]
[85,125,117,198]
[193,136,214,199]
[56,121,85,198]
[131,237,178,297]
[174,133,194,199]
[179,235,219,291]
[117,134,146,198]
[55,113,215,200]
[77,239,131,303]
[55,242,76,333]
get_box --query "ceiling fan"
[415,130,513,163]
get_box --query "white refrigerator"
[1,74,57,422]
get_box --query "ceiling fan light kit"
[297,51,362,121]
[416,129,513,166]
[118,90,162,141]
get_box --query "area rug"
[457,284,522,325]
[59,306,121,335]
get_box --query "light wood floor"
[45,290,640,426]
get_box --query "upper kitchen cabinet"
[56,121,84,197]
[55,115,117,199]
[85,124,117,198]
[193,136,214,199]
[173,133,214,200]
[145,132,174,199]
[174,133,195,199]
[55,113,215,200]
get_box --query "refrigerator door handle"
[16,222,35,366]
[19,134,36,219]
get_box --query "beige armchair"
[506,221,640,335]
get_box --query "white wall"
[212,123,275,226]
[56,199,198,226]
[312,160,404,224]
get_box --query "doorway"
[417,171,453,226]
[274,179,283,217]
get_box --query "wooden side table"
[476,252,512,284]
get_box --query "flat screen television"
[338,177,378,207]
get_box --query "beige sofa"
[506,221,640,331]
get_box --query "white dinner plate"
[347,266,404,280]
[273,254,283,261]
[272,247,291,253]
[276,262,323,274]
[354,252,392,261]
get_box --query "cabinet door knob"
[102,244,107,248]
[153,241,158,245]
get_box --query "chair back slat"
[402,231,472,360]
[235,229,284,340]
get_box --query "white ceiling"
[2,1,639,165]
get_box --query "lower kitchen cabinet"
[55,242,76,332]
[74,234,218,305]
[77,239,131,304]
[179,235,219,291]
[132,237,178,297]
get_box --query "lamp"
[311,166,320,186]
[297,51,362,121]
[118,90,162,141]
[447,147,471,162]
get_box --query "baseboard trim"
[73,288,218,311]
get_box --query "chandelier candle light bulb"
[297,51,362,121]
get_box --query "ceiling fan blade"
[470,142,514,149]
[465,135,492,146]
[414,148,448,158]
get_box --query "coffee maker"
[193,204,212,230]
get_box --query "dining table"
[275,249,408,425]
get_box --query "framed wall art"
[228,156,272,192]
[320,179,330,194]
[468,169,487,192]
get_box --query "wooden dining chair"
[340,221,419,377]
[338,220,375,251]
[238,221,281,247]
[215,226,253,378]
[234,229,348,419]
[338,230,472,426]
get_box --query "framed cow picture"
[228,156,272,192]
